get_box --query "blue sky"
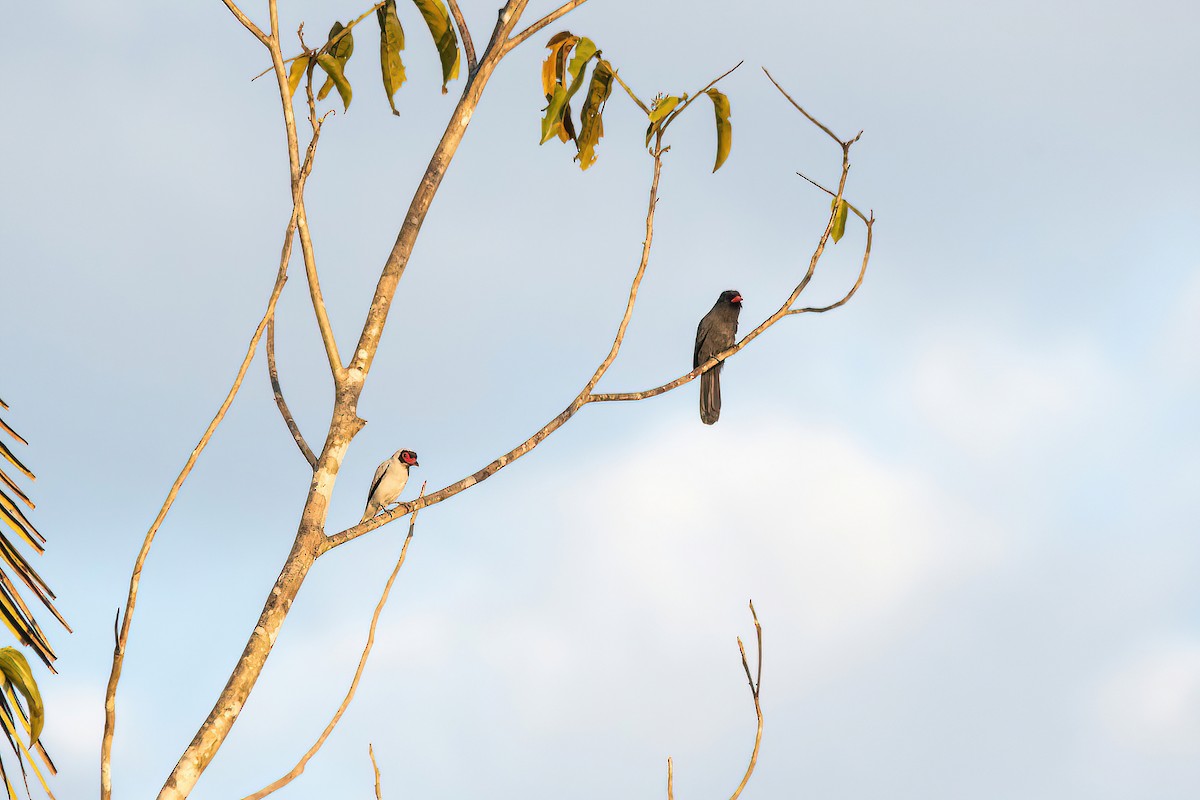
[2,0,1199,797]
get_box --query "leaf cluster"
[0,400,61,797]
[538,32,733,173]
[285,0,462,115]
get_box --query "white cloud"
[562,418,1007,678]
[907,334,1114,456]
[1094,637,1200,756]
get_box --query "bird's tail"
[360,502,379,524]
[700,366,722,425]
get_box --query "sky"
[2,0,1199,797]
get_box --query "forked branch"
[505,0,590,53]
[664,601,763,800]
[241,484,427,800]
[326,74,873,550]
[324,135,669,552]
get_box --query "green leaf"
[576,60,614,170]
[319,21,355,102]
[377,0,407,115]
[411,0,460,93]
[286,56,311,98]
[539,37,598,145]
[830,197,849,243]
[316,53,352,111]
[0,648,42,745]
[705,88,732,172]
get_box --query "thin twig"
[267,316,318,469]
[446,0,477,73]
[242,483,427,800]
[728,602,763,800]
[369,744,382,800]
[505,0,590,53]
[592,89,867,405]
[267,16,345,383]
[323,138,668,552]
[787,213,873,315]
[251,2,388,82]
[662,61,744,131]
[100,213,294,800]
[667,756,674,800]
[609,67,649,115]
[762,67,849,147]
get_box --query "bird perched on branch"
[693,290,743,425]
[361,449,419,522]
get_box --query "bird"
[361,449,419,522]
[693,290,743,425]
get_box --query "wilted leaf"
[539,37,598,144]
[286,56,311,98]
[0,648,42,745]
[411,0,460,93]
[319,21,355,101]
[830,197,849,243]
[706,88,731,172]
[541,32,578,97]
[316,53,352,111]
[576,60,614,170]
[377,0,406,115]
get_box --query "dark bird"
[693,290,743,425]
[361,449,419,522]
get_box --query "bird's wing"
[367,459,390,502]
[694,317,712,367]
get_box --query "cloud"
[907,333,1114,456]
[1094,637,1200,756]
[561,417,1008,679]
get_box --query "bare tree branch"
[447,0,477,74]
[157,7,537,796]
[345,0,532,382]
[369,744,382,799]
[324,137,668,552]
[762,67,847,147]
[218,0,269,45]
[667,756,674,800]
[661,60,744,131]
[728,601,763,800]
[267,316,318,469]
[101,212,294,800]
[279,21,345,383]
[787,213,873,315]
[240,484,426,800]
[505,0,590,53]
[326,82,873,549]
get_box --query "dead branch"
[326,77,872,550]
[267,317,318,469]
[240,484,426,800]
[663,601,763,800]
[100,212,293,800]
[155,5,540,796]
[505,0,590,53]
[369,744,382,799]
[447,0,477,73]
[728,601,763,800]
[324,133,669,552]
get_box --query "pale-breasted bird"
[693,290,743,425]
[361,449,419,523]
